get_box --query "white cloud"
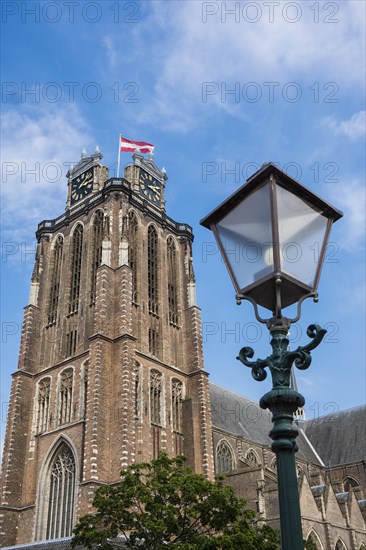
[129,0,365,131]
[327,178,365,252]
[102,35,117,68]
[1,104,93,244]
[322,111,366,140]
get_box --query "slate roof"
[209,383,323,465]
[305,405,366,467]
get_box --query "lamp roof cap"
[200,162,343,229]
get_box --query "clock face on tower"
[139,169,162,204]
[70,169,94,205]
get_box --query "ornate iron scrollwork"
[237,324,327,389]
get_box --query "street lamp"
[200,163,343,550]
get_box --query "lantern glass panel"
[276,185,328,287]
[216,183,273,291]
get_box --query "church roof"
[209,384,323,465]
[304,405,366,467]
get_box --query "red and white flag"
[120,136,154,154]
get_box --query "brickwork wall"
[0,156,215,545]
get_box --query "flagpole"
[117,133,121,178]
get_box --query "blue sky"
[1,1,365,450]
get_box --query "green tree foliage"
[73,453,280,549]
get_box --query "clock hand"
[148,184,159,192]
[80,175,93,187]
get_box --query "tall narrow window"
[216,441,234,474]
[335,541,347,550]
[65,329,77,358]
[167,237,179,326]
[171,379,183,433]
[148,225,158,315]
[69,224,83,314]
[149,328,159,357]
[37,378,51,433]
[90,211,103,304]
[58,369,73,425]
[46,443,76,539]
[134,363,141,419]
[150,370,162,426]
[48,236,63,325]
[129,211,138,304]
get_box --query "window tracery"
[150,370,162,426]
[58,369,73,425]
[216,440,234,474]
[245,448,260,466]
[46,443,76,539]
[171,379,183,433]
[37,378,51,433]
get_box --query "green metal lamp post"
[200,163,343,550]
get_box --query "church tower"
[0,148,215,546]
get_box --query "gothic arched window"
[335,540,347,550]
[167,237,179,326]
[89,211,104,304]
[171,379,183,433]
[343,476,360,492]
[150,370,162,426]
[37,378,51,433]
[216,441,234,474]
[69,224,83,314]
[129,211,138,304]
[48,235,63,325]
[307,530,323,549]
[148,225,158,315]
[245,448,260,466]
[46,443,76,539]
[58,369,73,425]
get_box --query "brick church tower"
[0,149,215,546]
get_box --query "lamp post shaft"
[275,444,304,550]
[260,385,305,550]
